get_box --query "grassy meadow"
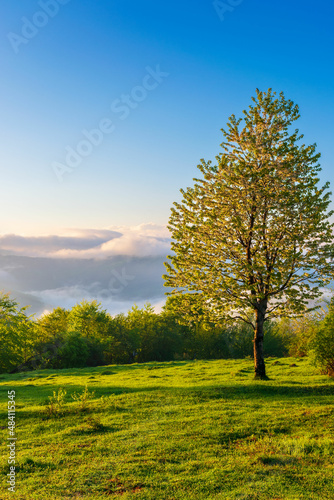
[1,357,334,499]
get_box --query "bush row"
[0,292,333,373]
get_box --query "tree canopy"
[163,89,334,378]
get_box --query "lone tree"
[163,89,334,379]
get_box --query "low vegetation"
[2,291,334,377]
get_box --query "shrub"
[263,321,289,358]
[310,300,334,375]
[71,385,95,412]
[44,388,67,418]
[226,322,254,358]
[275,314,320,357]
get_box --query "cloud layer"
[0,224,170,258]
[0,224,172,316]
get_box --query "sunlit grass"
[1,357,334,499]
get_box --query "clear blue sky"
[1,0,334,235]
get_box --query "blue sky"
[0,0,333,314]
[1,0,334,234]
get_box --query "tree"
[126,303,163,362]
[163,294,229,359]
[34,307,69,344]
[67,300,111,339]
[163,89,334,379]
[56,332,90,369]
[106,312,141,364]
[0,292,33,372]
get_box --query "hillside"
[1,358,334,499]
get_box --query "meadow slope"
[1,357,334,499]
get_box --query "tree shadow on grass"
[1,379,333,415]
[0,360,207,380]
[184,382,334,401]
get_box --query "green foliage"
[85,337,106,366]
[157,312,187,360]
[44,387,67,418]
[1,292,332,374]
[67,300,111,339]
[164,89,334,323]
[29,301,110,370]
[106,312,141,364]
[56,332,90,368]
[164,89,334,378]
[71,385,95,412]
[121,304,155,362]
[275,313,320,357]
[0,292,33,373]
[164,293,209,326]
[34,307,69,344]
[262,321,289,357]
[43,386,97,418]
[227,322,254,359]
[310,299,334,375]
[128,304,182,362]
[106,303,184,364]
[188,324,229,359]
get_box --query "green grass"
[1,357,334,499]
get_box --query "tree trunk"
[253,302,268,380]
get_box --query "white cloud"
[27,285,164,317]
[0,223,171,259]
[0,223,171,316]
